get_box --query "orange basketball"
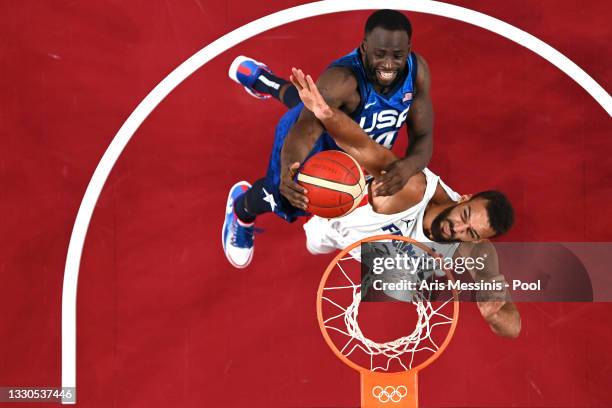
[297,150,366,218]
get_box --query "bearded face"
[430,205,457,242]
[430,198,497,243]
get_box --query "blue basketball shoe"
[228,55,272,100]
[222,181,255,268]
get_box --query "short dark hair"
[364,9,412,38]
[472,191,515,236]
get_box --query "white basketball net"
[321,254,457,372]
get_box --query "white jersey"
[304,168,461,263]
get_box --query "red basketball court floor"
[1,1,611,407]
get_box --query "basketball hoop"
[316,235,459,407]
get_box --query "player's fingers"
[306,75,318,97]
[294,68,302,81]
[281,180,306,198]
[494,300,506,310]
[305,74,315,93]
[292,67,303,81]
[387,183,403,195]
[285,163,308,195]
[373,174,392,192]
[290,74,300,91]
[282,186,308,209]
[283,192,307,210]
[375,187,392,197]
[289,161,301,176]
[291,68,307,90]
[290,68,302,89]
[287,163,297,178]
[297,69,309,92]
[372,175,388,196]
[387,180,404,195]
[283,163,309,209]
[287,179,307,195]
[371,179,382,194]
[376,173,391,184]
[287,192,306,208]
[375,179,401,196]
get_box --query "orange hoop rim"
[316,234,460,375]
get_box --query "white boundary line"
[61,0,612,403]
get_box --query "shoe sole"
[222,180,253,269]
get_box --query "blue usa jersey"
[329,49,418,149]
[262,50,417,223]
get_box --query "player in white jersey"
[291,68,521,338]
[304,167,461,260]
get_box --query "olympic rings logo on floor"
[371,385,408,403]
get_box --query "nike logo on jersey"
[364,101,377,109]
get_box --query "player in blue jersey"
[223,10,435,268]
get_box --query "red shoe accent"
[237,65,252,76]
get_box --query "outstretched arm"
[290,68,397,177]
[457,241,521,339]
[280,67,360,209]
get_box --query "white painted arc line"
[62,0,611,402]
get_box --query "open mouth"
[376,70,397,82]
